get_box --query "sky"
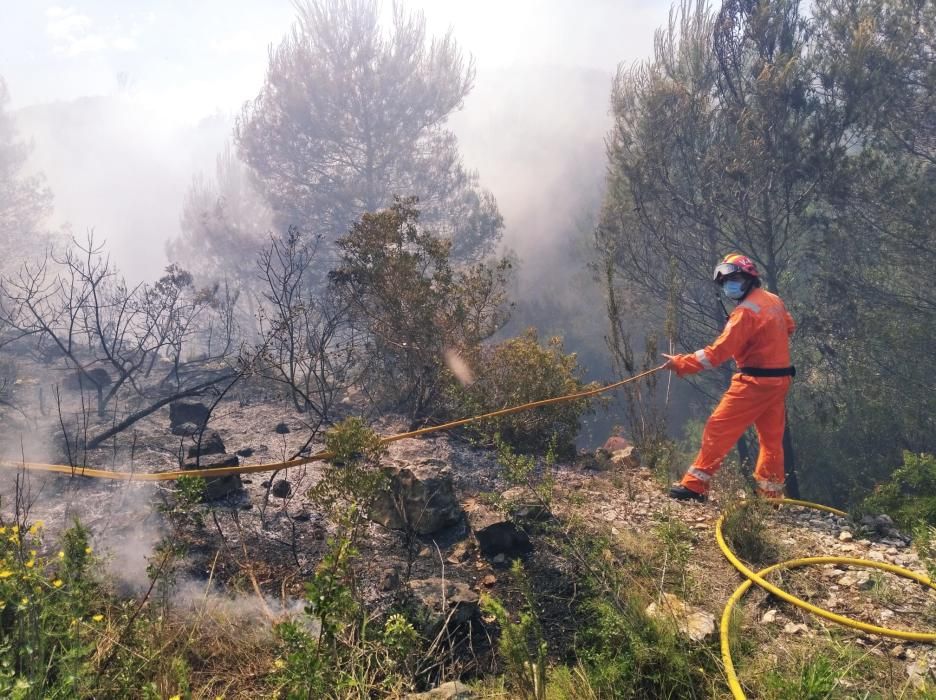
[1,0,669,120]
[0,0,674,280]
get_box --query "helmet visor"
[713,262,738,283]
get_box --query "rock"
[187,431,226,458]
[170,401,210,430]
[609,445,641,469]
[236,447,254,457]
[890,645,907,659]
[407,578,479,637]
[875,514,895,528]
[509,502,553,523]
[274,422,291,434]
[171,421,199,437]
[380,567,402,592]
[492,554,506,565]
[184,453,242,500]
[907,660,930,689]
[645,593,716,642]
[837,571,872,589]
[839,531,854,542]
[63,367,112,391]
[481,574,496,587]
[447,541,476,564]
[369,461,463,535]
[783,622,810,635]
[761,609,779,624]
[271,480,292,498]
[473,518,533,561]
[406,681,477,700]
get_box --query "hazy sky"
[2,0,670,120]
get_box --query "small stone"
[839,531,854,542]
[482,574,496,587]
[783,622,809,635]
[381,568,402,591]
[761,609,779,623]
[492,553,506,565]
[886,547,899,556]
[890,645,907,659]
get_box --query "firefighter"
[663,254,796,502]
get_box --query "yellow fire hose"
[718,499,936,699]
[2,365,931,696]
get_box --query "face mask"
[723,279,747,300]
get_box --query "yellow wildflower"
[0,527,6,534]
[20,597,28,606]
[92,614,103,622]
[0,570,12,578]
[168,695,181,700]
[58,551,65,559]
[53,579,63,588]
[24,559,34,569]
[84,547,92,555]
[273,659,286,669]
[27,521,43,534]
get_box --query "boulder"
[369,461,463,535]
[645,593,716,642]
[406,681,477,700]
[407,578,479,637]
[186,431,226,458]
[169,401,209,431]
[63,367,113,391]
[184,453,242,500]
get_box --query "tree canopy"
[235,0,502,263]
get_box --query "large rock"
[407,578,479,637]
[169,401,209,431]
[406,681,477,699]
[186,431,226,458]
[184,453,242,500]
[63,368,112,391]
[369,460,463,535]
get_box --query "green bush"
[447,329,596,456]
[860,452,936,529]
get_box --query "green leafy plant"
[447,329,595,456]
[481,560,548,700]
[861,452,936,529]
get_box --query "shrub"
[0,518,103,698]
[447,329,596,456]
[860,452,936,529]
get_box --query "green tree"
[235,0,502,263]
[331,198,510,420]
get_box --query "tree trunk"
[782,424,800,499]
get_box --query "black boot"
[668,484,706,502]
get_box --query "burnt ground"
[2,370,936,696]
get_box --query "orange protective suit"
[669,287,795,497]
